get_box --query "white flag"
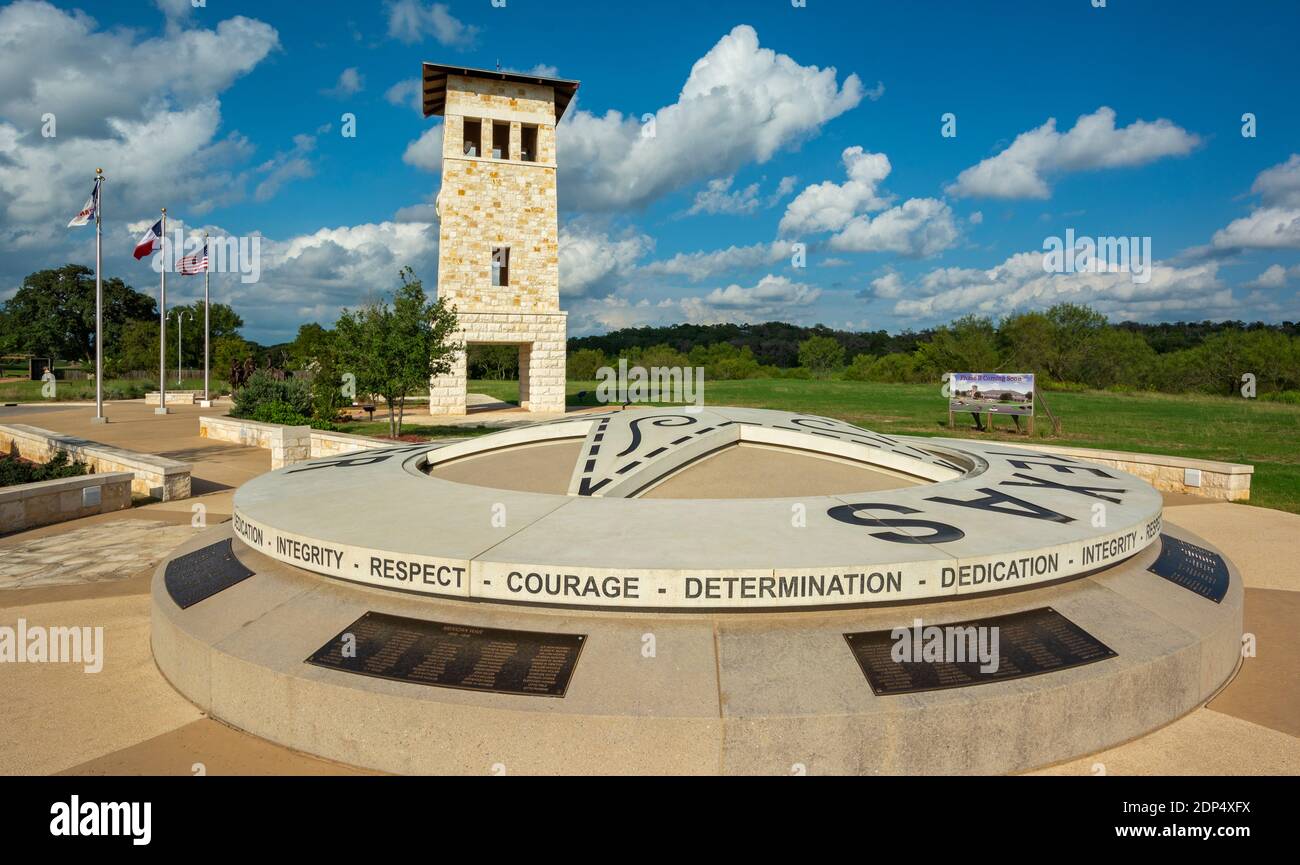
[67,181,99,227]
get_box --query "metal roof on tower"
[421,62,581,121]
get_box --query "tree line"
[0,264,249,378]
[566,304,1300,398]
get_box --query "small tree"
[336,267,460,437]
[797,335,845,377]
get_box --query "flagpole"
[156,208,169,416]
[92,168,106,425]
[203,232,211,407]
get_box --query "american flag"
[178,242,209,275]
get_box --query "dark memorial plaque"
[306,612,586,698]
[1147,534,1229,604]
[844,607,1116,696]
[164,538,256,610]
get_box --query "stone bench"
[146,391,198,406]
[1019,443,1253,502]
[0,424,191,501]
[0,472,134,534]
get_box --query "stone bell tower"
[421,63,579,415]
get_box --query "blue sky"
[2,0,1298,344]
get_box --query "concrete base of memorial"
[151,517,1242,775]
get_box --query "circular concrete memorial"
[152,407,1243,774]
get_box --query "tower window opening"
[463,119,481,157]
[491,247,511,287]
[521,125,538,162]
[492,122,510,159]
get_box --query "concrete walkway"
[1030,499,1300,775]
[0,400,269,495]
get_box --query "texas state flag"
[133,220,163,260]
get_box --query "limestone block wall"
[0,472,133,535]
[437,157,559,314]
[429,311,567,416]
[0,424,190,501]
[1019,443,1253,501]
[200,417,396,468]
[438,74,560,315]
[199,416,310,470]
[309,430,395,460]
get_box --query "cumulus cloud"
[0,3,278,140]
[253,128,328,203]
[1246,263,1300,289]
[385,0,477,46]
[154,0,194,21]
[402,123,444,172]
[779,147,892,235]
[231,221,441,341]
[683,274,821,318]
[556,25,863,213]
[1212,207,1300,251]
[558,223,654,298]
[386,78,424,113]
[0,3,281,238]
[831,197,959,257]
[947,107,1200,199]
[1212,155,1300,252]
[1252,154,1300,207]
[778,146,958,257]
[323,67,364,98]
[688,177,762,216]
[879,249,1230,322]
[639,240,794,282]
[0,100,253,246]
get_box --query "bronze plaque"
[164,539,256,610]
[1148,534,1229,603]
[844,606,1116,696]
[307,612,586,698]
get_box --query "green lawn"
[341,421,499,440]
[468,378,1300,514]
[0,377,226,402]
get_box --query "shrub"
[0,450,88,488]
[232,370,312,419]
[248,400,338,431]
[797,335,846,377]
[864,352,926,383]
[687,343,763,380]
[1261,390,1300,405]
[842,354,877,381]
[567,348,608,382]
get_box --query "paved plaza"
[0,399,1298,773]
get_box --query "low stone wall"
[1020,443,1253,501]
[199,417,398,468]
[146,391,198,406]
[310,429,394,459]
[0,472,134,534]
[0,424,191,501]
[199,416,310,470]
